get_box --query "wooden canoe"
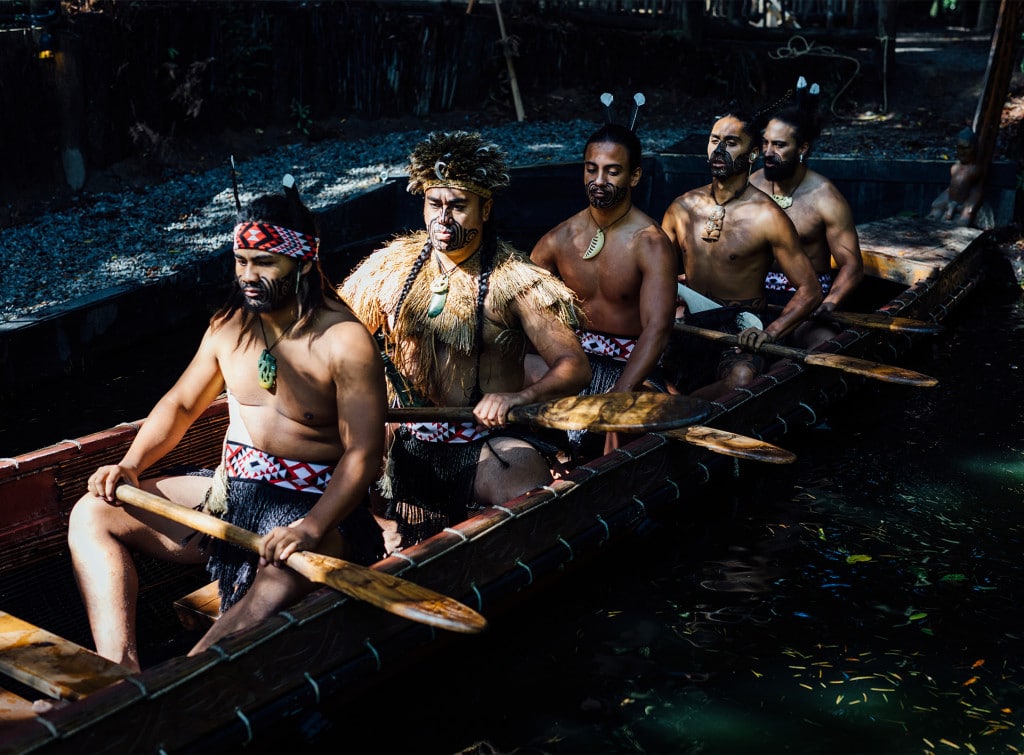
[0,199,993,750]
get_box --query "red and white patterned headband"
[233,222,319,261]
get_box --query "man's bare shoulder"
[749,168,769,191]
[802,171,854,213]
[318,301,375,337]
[631,212,675,250]
[314,304,381,369]
[669,184,711,209]
[535,210,589,250]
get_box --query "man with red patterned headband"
[342,131,590,548]
[67,176,387,672]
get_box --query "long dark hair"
[213,185,340,338]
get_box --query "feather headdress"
[406,131,511,199]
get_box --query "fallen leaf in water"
[846,554,872,564]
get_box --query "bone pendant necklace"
[583,204,632,260]
[770,173,804,210]
[770,190,793,209]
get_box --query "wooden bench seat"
[174,581,221,630]
[0,611,133,705]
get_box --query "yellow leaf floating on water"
[909,612,928,621]
[846,554,872,564]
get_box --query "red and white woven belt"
[403,421,490,444]
[577,330,638,362]
[223,440,333,494]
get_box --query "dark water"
[312,277,1024,754]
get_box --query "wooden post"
[53,30,86,192]
[491,0,526,122]
[972,0,1020,178]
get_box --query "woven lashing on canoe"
[53,413,227,509]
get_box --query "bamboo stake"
[492,0,526,122]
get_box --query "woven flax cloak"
[340,231,582,405]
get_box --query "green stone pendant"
[427,273,449,318]
[257,348,278,390]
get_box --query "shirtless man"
[661,110,821,399]
[531,122,677,456]
[341,131,590,546]
[751,95,864,348]
[68,178,387,671]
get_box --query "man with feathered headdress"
[341,131,590,547]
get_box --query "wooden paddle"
[673,322,938,387]
[387,392,711,433]
[767,305,944,334]
[662,426,796,464]
[388,394,787,463]
[115,484,487,635]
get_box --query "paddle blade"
[663,426,796,464]
[827,311,944,335]
[801,353,938,387]
[509,392,711,432]
[291,553,487,634]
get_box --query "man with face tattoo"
[661,110,821,399]
[341,131,590,547]
[751,80,864,348]
[530,122,677,458]
[68,177,387,671]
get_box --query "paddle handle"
[673,321,937,386]
[115,485,334,589]
[388,406,477,424]
[117,484,261,552]
[114,484,488,634]
[673,322,806,362]
[765,304,943,334]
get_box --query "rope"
[768,35,863,117]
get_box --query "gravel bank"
[2,120,697,325]
[7,28,1016,325]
